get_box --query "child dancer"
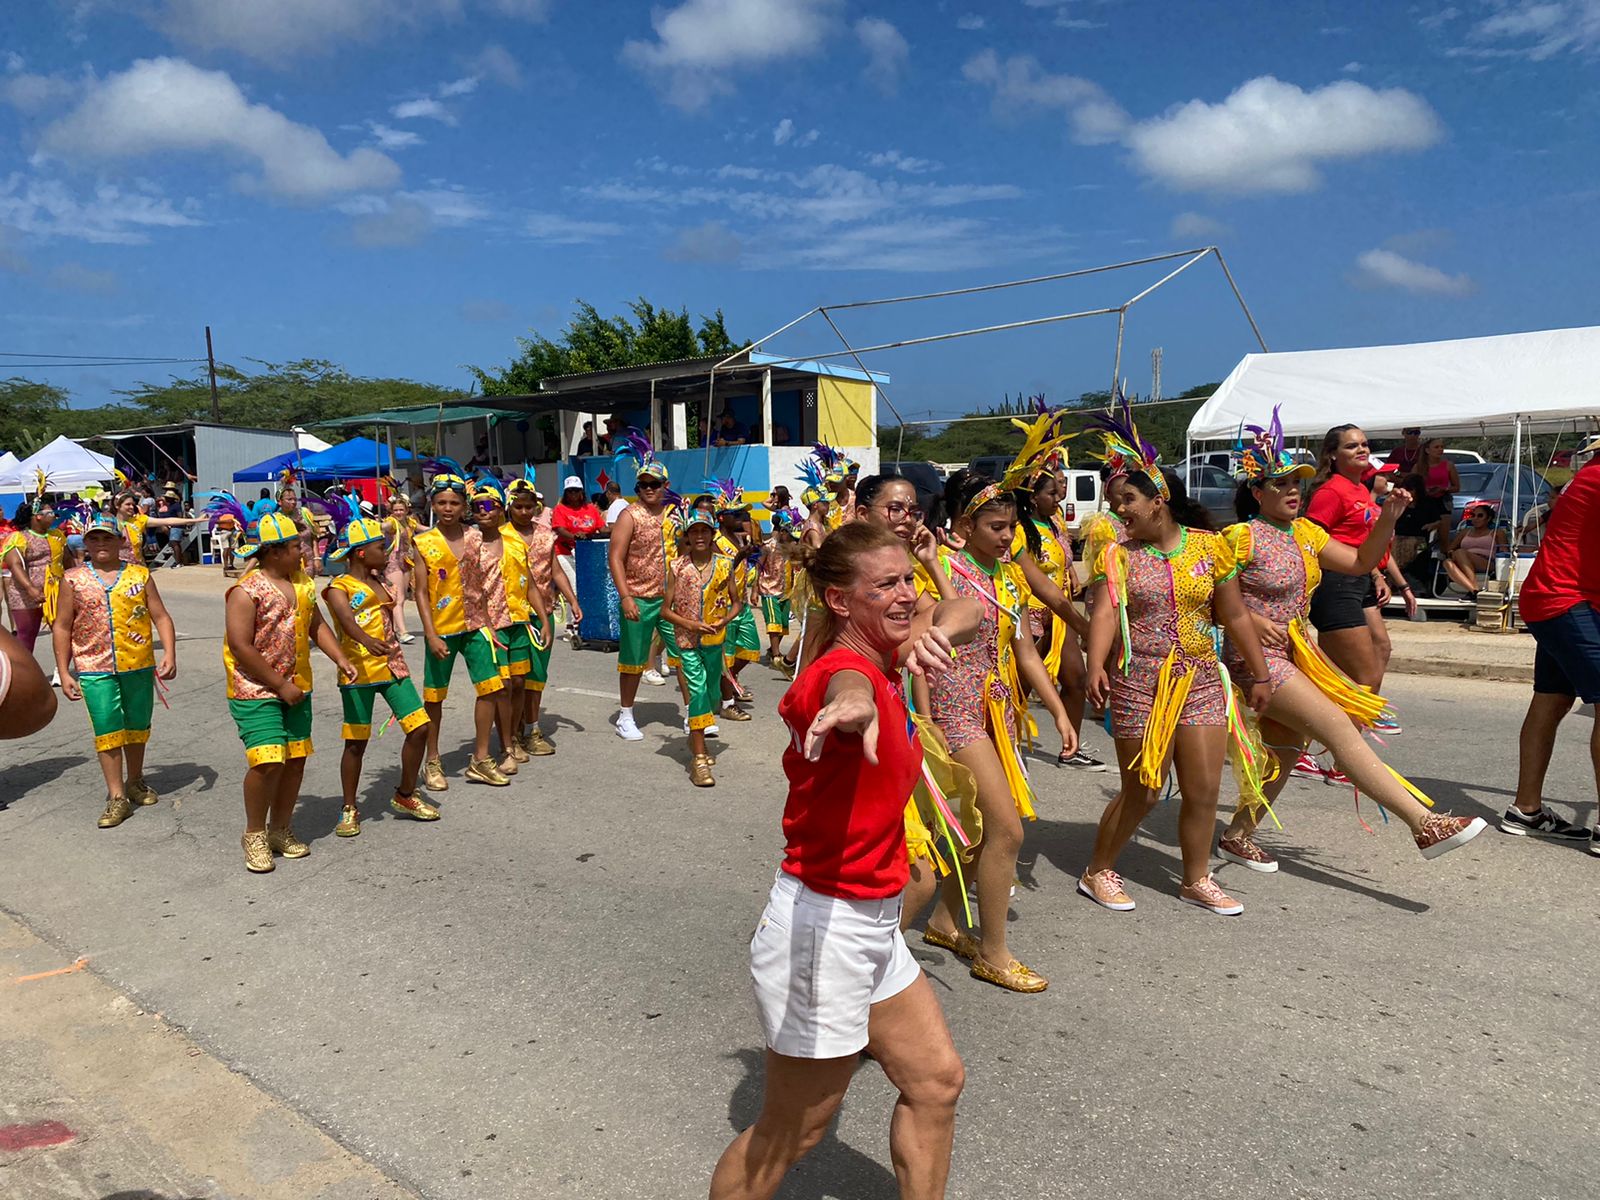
[2,486,65,651]
[507,478,580,755]
[224,512,354,873]
[383,487,419,644]
[757,507,798,673]
[52,513,177,828]
[471,479,549,776]
[662,511,734,787]
[323,512,437,837]
[707,479,762,718]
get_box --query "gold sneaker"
[241,831,274,873]
[498,753,519,777]
[127,778,159,807]
[98,793,132,829]
[390,790,440,821]
[266,825,310,858]
[524,729,555,756]
[465,756,510,786]
[422,757,448,792]
[719,704,752,723]
[689,754,716,788]
[334,805,361,837]
[510,740,530,763]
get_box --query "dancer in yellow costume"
[224,512,354,874]
[706,478,762,720]
[322,509,437,839]
[1,485,65,651]
[52,513,178,829]
[507,476,581,756]
[663,511,736,787]
[1214,408,1486,872]
[1079,395,1273,918]
[756,507,799,674]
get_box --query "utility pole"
[205,325,221,421]
[1150,347,1163,403]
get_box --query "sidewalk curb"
[1387,655,1533,685]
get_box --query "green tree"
[0,378,69,454]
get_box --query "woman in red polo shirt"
[709,521,979,1200]
[1306,424,1394,690]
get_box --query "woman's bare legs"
[709,1053,855,1200]
[1087,727,1227,887]
[901,854,939,932]
[1363,606,1393,692]
[1444,550,1487,594]
[1318,625,1382,690]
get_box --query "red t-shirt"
[777,646,921,900]
[549,502,603,556]
[1520,461,1600,624]
[1307,474,1378,548]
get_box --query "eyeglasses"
[874,502,923,521]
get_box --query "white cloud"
[524,212,625,244]
[1457,0,1600,60]
[391,97,453,123]
[773,117,795,146]
[368,122,423,149]
[0,226,30,273]
[48,262,119,294]
[956,13,985,30]
[1343,60,1363,72]
[961,50,1129,144]
[152,0,550,64]
[664,219,743,263]
[437,76,480,97]
[866,149,940,173]
[467,43,524,88]
[856,17,909,91]
[1169,212,1230,240]
[41,58,400,201]
[0,173,204,245]
[406,186,491,225]
[1,71,79,114]
[350,198,433,247]
[1351,248,1474,296]
[1124,76,1441,193]
[623,0,839,111]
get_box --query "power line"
[0,361,207,369]
[0,351,207,362]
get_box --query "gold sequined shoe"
[719,704,752,722]
[127,778,159,807]
[689,754,716,788]
[334,805,361,837]
[510,739,530,763]
[266,825,310,858]
[241,831,274,873]
[922,927,980,961]
[390,790,440,821]
[497,752,519,776]
[524,729,555,757]
[422,757,448,792]
[970,956,1048,993]
[98,793,132,829]
[465,756,510,786]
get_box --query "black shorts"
[1309,570,1378,634]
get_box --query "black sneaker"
[1059,749,1108,772]
[1590,828,1600,858]
[1499,806,1590,840]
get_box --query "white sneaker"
[400,633,415,644]
[642,668,666,686]
[615,712,644,741]
[50,669,60,687]
[706,723,720,737]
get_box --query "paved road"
[2,577,1595,1199]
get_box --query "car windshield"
[1456,465,1500,492]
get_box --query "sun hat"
[236,511,303,559]
[329,517,387,561]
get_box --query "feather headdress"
[1234,405,1313,482]
[277,466,299,496]
[112,467,131,491]
[32,467,51,502]
[612,427,669,483]
[197,490,250,533]
[702,476,749,513]
[1089,388,1167,499]
[508,461,540,498]
[810,442,846,484]
[769,505,804,530]
[301,489,362,539]
[962,402,1076,518]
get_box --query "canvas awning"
[1188,326,1600,442]
[0,435,116,491]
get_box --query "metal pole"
[1111,309,1126,398]
[1209,248,1269,352]
[1120,249,1211,311]
[752,306,1124,365]
[205,325,221,421]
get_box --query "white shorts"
[749,869,920,1059]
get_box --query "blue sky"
[2,0,1596,422]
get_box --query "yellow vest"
[325,574,400,686]
[414,526,468,636]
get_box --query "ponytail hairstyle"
[1010,473,1058,558]
[853,472,908,511]
[943,468,1013,526]
[1234,479,1261,523]
[1312,424,1361,486]
[1123,466,1213,532]
[790,522,910,652]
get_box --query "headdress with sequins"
[962,398,1075,518]
[1234,405,1313,482]
[1089,389,1168,500]
[613,427,669,484]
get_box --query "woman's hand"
[1373,572,1391,606]
[1251,612,1288,650]
[1054,713,1079,759]
[1087,664,1111,709]
[804,690,880,764]
[1381,487,1413,522]
[934,526,965,552]
[909,523,939,567]
[157,653,177,681]
[1246,680,1273,714]
[901,624,956,678]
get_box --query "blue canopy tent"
[232,448,303,483]
[296,436,419,478]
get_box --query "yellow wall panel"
[816,377,875,447]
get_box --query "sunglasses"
[472,500,501,514]
[637,479,664,489]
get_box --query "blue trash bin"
[574,537,621,644]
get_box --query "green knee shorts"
[497,623,533,677]
[676,643,724,731]
[80,668,155,752]
[619,595,671,674]
[423,629,504,701]
[339,676,428,741]
[229,696,314,768]
[725,608,763,665]
[528,632,553,690]
[760,597,791,634]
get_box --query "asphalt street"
[2,575,1596,1199]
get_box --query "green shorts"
[339,676,428,741]
[528,629,553,692]
[229,697,314,768]
[676,644,724,731]
[497,623,533,678]
[423,629,505,702]
[726,608,763,665]
[760,597,791,635]
[80,668,155,752]
[619,595,672,675]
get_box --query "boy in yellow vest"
[323,516,437,837]
[52,513,178,829]
[224,512,354,873]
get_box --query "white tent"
[0,435,116,491]
[0,452,18,478]
[1187,325,1600,441]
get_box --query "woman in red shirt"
[1305,425,1395,690]
[710,522,979,1200]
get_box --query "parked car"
[1058,470,1102,539]
[966,454,1012,482]
[879,460,946,519]
[1371,447,1485,468]
[1187,463,1239,529]
[1449,463,1550,528]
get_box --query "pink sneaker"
[1414,812,1487,860]
[1217,834,1278,873]
[1077,869,1136,911]
[1178,875,1244,916]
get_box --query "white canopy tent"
[0,435,117,491]
[1188,325,1600,441]
[0,452,18,477]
